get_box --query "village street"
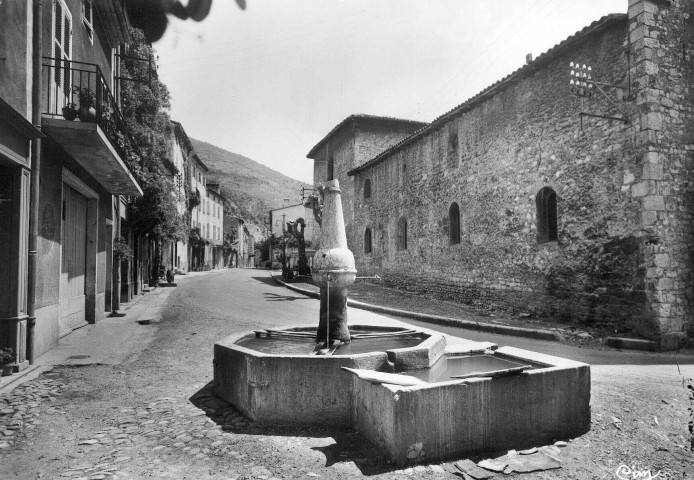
[0,269,692,480]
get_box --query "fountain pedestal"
[312,180,356,343]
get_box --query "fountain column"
[312,180,356,343]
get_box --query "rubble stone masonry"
[343,0,694,348]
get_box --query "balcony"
[41,57,142,196]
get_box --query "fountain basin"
[213,325,442,425]
[213,326,590,465]
[351,346,590,464]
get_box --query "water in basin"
[406,354,542,383]
[237,334,427,356]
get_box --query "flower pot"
[78,106,96,123]
[62,106,78,121]
[1,364,13,377]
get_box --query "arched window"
[364,178,372,200]
[327,157,335,181]
[364,228,372,254]
[397,217,408,251]
[449,202,461,245]
[536,187,558,244]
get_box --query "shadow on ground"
[189,382,393,475]
[251,276,281,286]
[262,292,312,302]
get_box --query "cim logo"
[615,465,664,480]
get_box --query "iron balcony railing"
[41,57,134,162]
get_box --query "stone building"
[309,0,694,349]
[307,115,427,246]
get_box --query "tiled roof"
[306,114,428,159]
[347,13,627,176]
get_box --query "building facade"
[0,2,45,369]
[310,0,694,349]
[206,183,226,269]
[0,0,142,363]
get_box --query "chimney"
[526,53,533,64]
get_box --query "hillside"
[190,138,311,238]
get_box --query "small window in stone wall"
[536,187,558,244]
[397,217,408,251]
[364,228,372,254]
[327,157,335,181]
[449,202,461,245]
[447,131,459,169]
[364,178,372,200]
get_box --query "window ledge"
[537,241,559,249]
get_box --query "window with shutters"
[82,0,93,43]
[53,0,72,105]
[536,187,558,244]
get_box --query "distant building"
[226,216,254,268]
[309,1,694,349]
[170,121,226,272]
[206,183,226,269]
[269,202,319,270]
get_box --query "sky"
[154,0,627,184]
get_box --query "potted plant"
[62,102,78,120]
[0,347,15,377]
[113,236,132,260]
[73,86,96,122]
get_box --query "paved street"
[1,269,692,480]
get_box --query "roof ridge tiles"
[347,13,627,176]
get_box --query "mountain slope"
[190,138,310,237]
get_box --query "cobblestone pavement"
[0,370,471,479]
[1,269,691,480]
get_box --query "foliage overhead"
[120,28,187,241]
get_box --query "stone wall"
[627,0,694,347]
[350,16,682,342]
[312,127,357,246]
[311,118,425,250]
[345,1,694,347]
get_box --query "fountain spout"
[312,179,356,343]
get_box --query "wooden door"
[59,183,87,336]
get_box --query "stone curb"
[605,336,659,352]
[135,285,179,325]
[271,274,562,342]
[0,365,53,395]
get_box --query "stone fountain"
[312,180,357,346]
[213,179,591,466]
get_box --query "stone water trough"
[213,326,590,466]
[213,179,590,465]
